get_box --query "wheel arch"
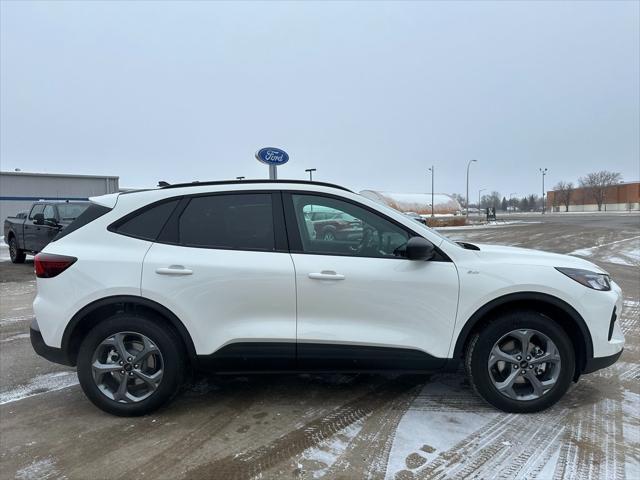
[61,295,197,367]
[453,292,593,379]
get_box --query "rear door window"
[178,194,274,251]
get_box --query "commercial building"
[360,190,461,215]
[546,181,639,212]
[0,171,119,221]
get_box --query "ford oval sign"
[256,147,289,166]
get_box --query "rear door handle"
[155,266,193,276]
[308,271,345,281]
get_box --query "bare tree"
[579,171,622,211]
[451,193,467,209]
[554,181,574,212]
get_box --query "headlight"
[555,267,611,291]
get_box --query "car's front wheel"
[77,313,185,416]
[465,310,575,413]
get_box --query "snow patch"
[569,235,640,266]
[385,379,498,479]
[0,371,78,405]
[1,333,30,343]
[298,417,365,478]
[0,314,34,327]
[15,457,60,480]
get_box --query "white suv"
[30,180,625,416]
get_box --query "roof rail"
[159,179,353,192]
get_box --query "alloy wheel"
[91,331,164,403]
[487,329,561,401]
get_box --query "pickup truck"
[4,201,89,263]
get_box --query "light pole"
[466,159,477,218]
[509,192,517,214]
[539,168,548,214]
[478,188,486,215]
[305,168,317,181]
[428,166,435,217]
[236,176,245,180]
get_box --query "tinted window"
[29,204,44,220]
[291,194,410,258]
[54,204,112,242]
[178,194,274,250]
[116,200,179,241]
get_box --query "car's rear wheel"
[465,310,575,413]
[9,237,26,264]
[77,313,185,416]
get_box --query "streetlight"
[236,176,245,180]
[509,192,517,214]
[478,188,486,215]
[539,168,548,214]
[428,166,435,217]
[305,168,317,181]
[466,159,477,218]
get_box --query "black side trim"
[197,342,296,372]
[298,343,447,371]
[583,349,623,374]
[453,292,594,362]
[30,320,73,366]
[196,342,447,373]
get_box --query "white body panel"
[141,243,296,355]
[291,253,459,358]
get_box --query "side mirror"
[405,237,435,261]
[33,213,44,225]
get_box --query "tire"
[465,310,575,413]
[77,313,186,416]
[9,236,26,264]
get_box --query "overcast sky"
[1,1,638,197]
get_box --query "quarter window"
[115,200,180,241]
[178,194,274,250]
[290,194,410,258]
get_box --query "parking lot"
[1,213,638,480]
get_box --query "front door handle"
[155,266,193,276]
[308,271,345,281]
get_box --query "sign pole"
[269,165,277,180]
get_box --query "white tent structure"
[360,190,461,215]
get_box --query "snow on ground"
[297,417,366,478]
[570,235,640,266]
[0,236,9,262]
[385,378,498,478]
[15,456,60,480]
[0,371,78,405]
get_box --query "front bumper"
[583,349,624,374]
[30,319,73,366]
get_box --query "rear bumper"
[30,319,73,366]
[583,349,623,374]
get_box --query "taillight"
[34,253,77,278]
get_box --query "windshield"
[57,203,89,220]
